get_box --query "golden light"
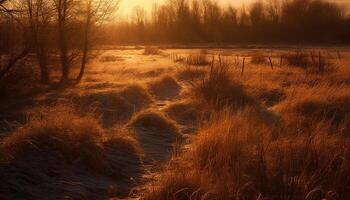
[118,0,350,17]
[118,0,256,16]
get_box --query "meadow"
[0,46,350,199]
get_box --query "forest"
[107,0,350,44]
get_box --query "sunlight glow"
[118,0,350,17]
[118,0,254,17]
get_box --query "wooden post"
[269,57,274,70]
[210,56,215,75]
[241,57,245,76]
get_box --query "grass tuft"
[0,105,143,176]
[143,46,161,55]
[192,59,254,109]
[128,110,180,135]
[251,53,268,64]
[148,75,181,99]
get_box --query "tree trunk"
[76,36,88,82]
[37,49,49,82]
[57,0,70,83]
[27,0,50,83]
[0,47,29,79]
[77,1,92,82]
[59,29,69,82]
[32,27,50,83]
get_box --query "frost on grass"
[0,105,143,199]
[128,110,181,161]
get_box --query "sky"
[118,0,350,17]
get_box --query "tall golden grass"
[143,52,350,199]
[0,105,143,176]
[1,49,349,199]
[144,107,350,200]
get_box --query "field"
[1,46,350,199]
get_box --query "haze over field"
[119,0,350,16]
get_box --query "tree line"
[1,0,350,84]
[0,0,119,84]
[103,0,350,44]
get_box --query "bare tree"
[76,0,119,82]
[0,0,30,80]
[26,0,51,83]
[53,0,70,83]
[0,44,30,79]
[132,6,146,43]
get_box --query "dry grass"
[75,84,153,126]
[147,75,181,98]
[143,108,350,200]
[76,91,134,125]
[283,51,311,68]
[191,58,254,109]
[99,55,124,62]
[250,87,286,107]
[119,84,153,108]
[1,48,349,199]
[164,100,201,124]
[281,51,333,74]
[171,51,210,66]
[185,53,210,66]
[142,50,350,200]
[250,52,268,64]
[176,65,206,81]
[273,83,350,130]
[127,110,182,161]
[0,105,143,175]
[143,46,161,55]
[128,110,180,135]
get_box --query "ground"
[0,46,350,199]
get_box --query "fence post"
[269,57,274,70]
